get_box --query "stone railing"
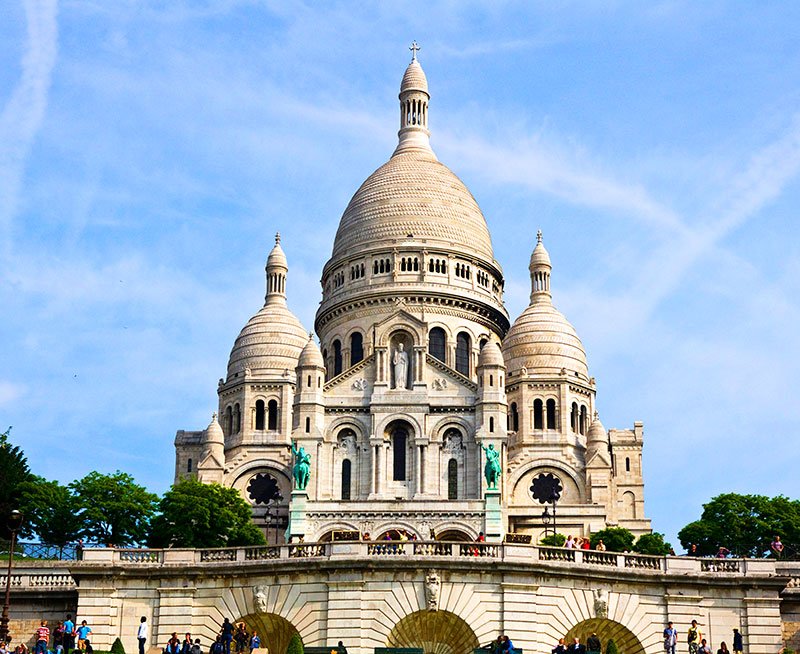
[73,543,776,577]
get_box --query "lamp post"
[0,510,24,645]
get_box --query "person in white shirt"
[137,617,148,654]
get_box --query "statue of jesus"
[393,343,409,389]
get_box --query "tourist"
[688,621,702,654]
[76,622,92,652]
[552,638,567,654]
[732,629,743,654]
[697,639,711,654]
[137,617,148,654]
[565,535,576,549]
[567,637,586,654]
[63,615,76,654]
[663,621,678,654]
[596,540,607,552]
[770,536,784,559]
[587,632,601,654]
[249,633,260,653]
[33,621,49,654]
[717,642,730,654]
[220,619,234,654]
[182,633,194,654]
[234,624,248,654]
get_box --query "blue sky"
[2,1,799,550]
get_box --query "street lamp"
[0,510,24,645]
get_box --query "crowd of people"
[0,616,93,654]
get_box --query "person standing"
[76,622,92,652]
[587,633,601,654]
[732,629,743,654]
[688,622,702,654]
[63,615,76,654]
[137,617,148,654]
[663,621,678,654]
[34,622,50,654]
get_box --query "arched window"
[255,399,265,430]
[187,458,192,473]
[546,399,556,430]
[428,327,446,362]
[267,399,278,430]
[392,429,407,481]
[510,402,519,432]
[571,402,579,432]
[580,405,588,435]
[333,339,342,376]
[455,332,471,376]
[305,416,310,433]
[534,399,544,430]
[350,332,363,365]
[233,403,241,433]
[448,459,458,500]
[224,406,232,436]
[489,416,495,433]
[341,460,352,501]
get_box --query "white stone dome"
[330,148,495,262]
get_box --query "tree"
[678,493,800,557]
[0,427,34,539]
[71,471,158,546]
[539,533,566,547]
[148,479,266,549]
[18,477,82,547]
[633,532,672,556]
[286,633,303,654]
[590,527,635,552]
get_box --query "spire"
[528,230,552,304]
[394,42,434,157]
[265,232,288,305]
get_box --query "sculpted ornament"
[425,570,441,611]
[593,589,608,618]
[253,585,269,614]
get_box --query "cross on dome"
[409,40,420,62]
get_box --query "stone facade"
[174,53,649,543]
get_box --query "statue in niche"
[289,441,311,491]
[393,342,409,389]
[593,588,608,618]
[253,585,269,613]
[425,570,441,611]
[482,443,501,490]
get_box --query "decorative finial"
[409,40,420,62]
[537,229,543,244]
[275,232,281,245]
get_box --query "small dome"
[227,303,308,379]
[204,413,224,445]
[400,60,428,95]
[478,341,505,368]
[502,302,588,379]
[298,334,325,368]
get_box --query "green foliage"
[590,527,635,552]
[633,532,672,556]
[0,427,33,540]
[71,471,158,546]
[111,638,126,654]
[18,477,82,546]
[286,633,303,654]
[606,640,619,654]
[539,533,566,547]
[148,479,266,549]
[678,493,800,557]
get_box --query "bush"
[590,527,635,552]
[111,638,126,654]
[606,640,619,654]
[540,533,566,547]
[286,633,303,654]
[634,532,672,556]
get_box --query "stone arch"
[238,612,300,654]
[387,608,479,654]
[508,458,586,504]
[564,618,645,654]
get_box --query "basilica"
[174,51,650,544]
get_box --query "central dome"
[330,148,495,262]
